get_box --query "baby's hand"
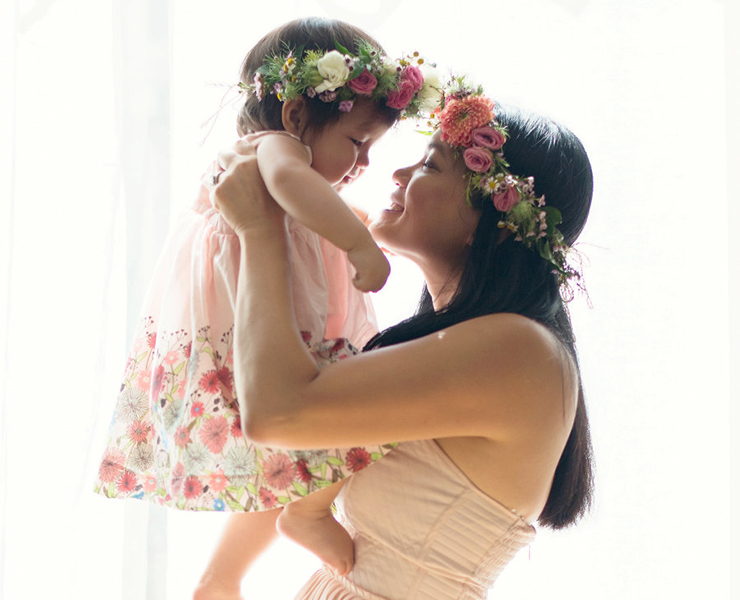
[347,242,390,293]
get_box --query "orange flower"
[183,476,203,499]
[199,415,229,454]
[439,95,494,147]
[263,454,297,489]
[208,469,228,493]
[117,470,138,493]
[99,448,126,483]
[259,487,279,509]
[346,447,372,472]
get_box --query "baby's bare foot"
[277,503,354,575]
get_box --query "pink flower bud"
[386,79,416,109]
[493,186,519,212]
[347,69,378,95]
[402,65,424,91]
[463,146,493,172]
[471,127,505,150]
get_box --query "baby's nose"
[356,149,371,168]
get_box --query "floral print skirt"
[93,318,393,512]
[93,181,391,512]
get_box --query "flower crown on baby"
[429,77,579,286]
[241,41,442,119]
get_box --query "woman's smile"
[384,190,405,214]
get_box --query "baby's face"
[304,100,393,190]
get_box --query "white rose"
[314,50,351,94]
[418,64,443,112]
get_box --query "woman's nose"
[392,165,411,186]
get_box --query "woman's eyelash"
[351,138,363,147]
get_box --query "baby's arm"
[255,134,389,292]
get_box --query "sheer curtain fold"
[1,0,173,598]
[0,0,17,593]
[116,0,173,598]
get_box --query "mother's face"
[370,132,480,273]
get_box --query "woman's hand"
[210,136,285,237]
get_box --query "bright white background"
[0,0,737,599]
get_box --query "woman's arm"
[256,134,388,292]
[213,150,575,450]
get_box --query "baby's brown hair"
[237,17,400,136]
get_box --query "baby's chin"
[334,174,357,191]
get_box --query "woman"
[212,82,594,599]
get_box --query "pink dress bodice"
[295,439,536,600]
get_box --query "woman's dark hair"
[366,106,595,529]
[237,17,400,135]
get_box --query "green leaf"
[370,453,383,461]
[315,480,335,488]
[292,481,308,496]
[542,206,562,226]
[334,40,350,55]
[226,498,244,511]
[326,456,344,466]
[173,362,185,376]
[277,496,291,504]
[541,242,554,261]
[246,483,258,496]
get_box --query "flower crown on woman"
[429,77,580,286]
[242,40,442,119]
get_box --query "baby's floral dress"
[94,170,393,512]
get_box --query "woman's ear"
[281,98,309,137]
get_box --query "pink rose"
[347,69,378,95]
[386,80,416,110]
[463,146,493,172]
[493,186,520,212]
[402,65,424,91]
[471,127,505,150]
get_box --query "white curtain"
[1,1,736,599]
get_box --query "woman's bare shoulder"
[435,313,567,366]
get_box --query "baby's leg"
[277,480,353,575]
[194,509,281,600]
